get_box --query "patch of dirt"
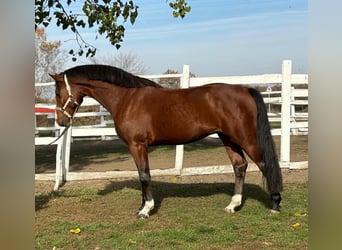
[35,135,307,194]
[35,135,307,172]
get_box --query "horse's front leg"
[129,143,154,219]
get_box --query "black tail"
[248,88,283,194]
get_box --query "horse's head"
[50,73,82,127]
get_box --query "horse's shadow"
[97,179,271,215]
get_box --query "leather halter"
[55,74,80,121]
[48,74,79,145]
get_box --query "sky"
[45,0,307,77]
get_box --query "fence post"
[174,65,190,172]
[54,136,63,190]
[100,105,106,140]
[62,127,72,182]
[53,126,71,190]
[280,60,292,166]
[290,86,297,135]
[181,64,190,88]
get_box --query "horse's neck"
[79,82,126,118]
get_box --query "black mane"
[64,64,162,88]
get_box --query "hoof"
[225,207,235,214]
[137,212,149,220]
[270,209,280,214]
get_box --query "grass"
[35,135,308,248]
[35,180,308,249]
[270,121,281,129]
[36,130,55,137]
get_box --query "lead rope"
[48,125,71,145]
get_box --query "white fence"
[35,60,308,190]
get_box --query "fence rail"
[35,60,308,190]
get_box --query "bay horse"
[50,64,283,219]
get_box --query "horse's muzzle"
[56,118,70,127]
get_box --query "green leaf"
[35,0,191,59]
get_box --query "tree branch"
[35,0,191,61]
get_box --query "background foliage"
[35,0,191,60]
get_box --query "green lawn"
[35,180,308,249]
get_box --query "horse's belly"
[150,121,218,145]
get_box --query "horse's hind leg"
[219,134,248,213]
[128,142,154,219]
[243,144,282,213]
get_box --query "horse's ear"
[49,73,63,81]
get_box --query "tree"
[88,51,148,75]
[35,0,191,61]
[35,27,66,102]
[159,69,196,88]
